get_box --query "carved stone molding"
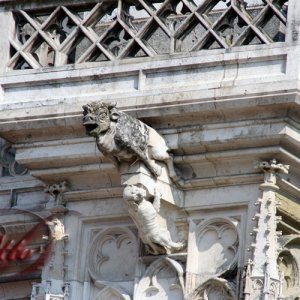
[251,278,263,299]
[134,257,184,300]
[88,227,138,282]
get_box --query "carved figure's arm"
[153,189,161,212]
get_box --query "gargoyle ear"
[108,102,117,110]
[110,107,120,121]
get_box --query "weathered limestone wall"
[0,0,300,299]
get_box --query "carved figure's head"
[123,184,148,204]
[82,102,119,137]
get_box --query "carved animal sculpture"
[123,184,185,255]
[82,102,177,179]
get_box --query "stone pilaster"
[31,182,69,300]
[245,159,289,300]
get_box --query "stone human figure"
[123,184,185,255]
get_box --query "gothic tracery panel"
[0,142,27,177]
[9,0,288,70]
[277,235,300,298]
[93,286,131,300]
[196,219,239,279]
[186,217,239,295]
[278,251,298,294]
[191,278,235,300]
[135,257,185,300]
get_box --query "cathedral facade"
[0,0,299,299]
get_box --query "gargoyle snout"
[82,114,95,124]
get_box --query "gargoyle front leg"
[106,153,120,170]
[96,143,120,170]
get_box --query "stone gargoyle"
[82,102,177,180]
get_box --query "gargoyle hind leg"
[164,153,178,180]
[151,149,179,181]
[129,145,162,178]
[147,142,178,180]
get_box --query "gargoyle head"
[82,102,119,137]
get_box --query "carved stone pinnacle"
[255,159,289,188]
